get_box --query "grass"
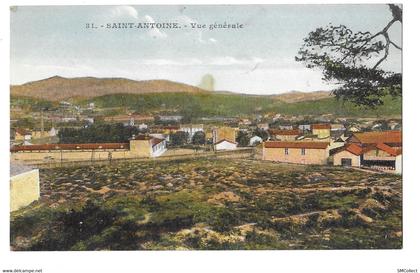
[10,158,402,250]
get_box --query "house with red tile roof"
[347,131,402,147]
[331,143,364,167]
[268,129,301,141]
[331,131,402,173]
[311,124,331,139]
[14,128,32,141]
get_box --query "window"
[301,148,306,155]
[284,148,289,155]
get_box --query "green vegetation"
[58,123,139,144]
[86,92,274,117]
[278,96,402,117]
[84,92,401,118]
[11,92,401,120]
[11,96,57,111]
[11,158,402,250]
[169,131,189,146]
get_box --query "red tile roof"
[135,134,151,140]
[345,144,364,156]
[333,142,402,157]
[264,141,329,149]
[268,129,301,135]
[11,143,129,152]
[363,143,401,157]
[162,126,180,130]
[376,143,399,156]
[351,131,401,145]
[151,138,165,147]
[312,124,331,130]
[15,128,31,135]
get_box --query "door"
[341,158,352,167]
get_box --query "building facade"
[263,141,329,165]
[212,127,238,144]
[311,124,331,139]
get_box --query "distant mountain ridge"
[11,76,332,102]
[10,76,208,101]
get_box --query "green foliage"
[253,128,269,141]
[87,92,277,117]
[14,117,35,129]
[11,96,57,111]
[296,5,402,107]
[86,92,401,118]
[277,96,401,117]
[191,131,206,145]
[170,131,189,146]
[236,130,250,147]
[58,123,139,143]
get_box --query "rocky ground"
[10,158,402,250]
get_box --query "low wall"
[31,148,254,169]
[11,149,133,164]
[10,169,40,212]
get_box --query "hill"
[272,90,332,103]
[11,76,334,103]
[10,76,208,101]
[84,92,401,118]
[10,76,401,118]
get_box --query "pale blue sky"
[10,5,402,94]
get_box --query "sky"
[10,5,402,94]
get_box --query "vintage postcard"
[9,4,402,251]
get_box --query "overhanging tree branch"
[295,4,402,108]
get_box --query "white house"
[138,123,148,130]
[49,127,58,137]
[180,124,204,140]
[149,133,169,142]
[249,135,263,146]
[214,139,237,151]
[151,138,167,157]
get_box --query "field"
[10,158,402,250]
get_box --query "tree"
[191,131,206,145]
[58,123,139,143]
[14,117,35,129]
[296,4,402,108]
[236,130,250,147]
[170,131,189,146]
[253,128,269,141]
